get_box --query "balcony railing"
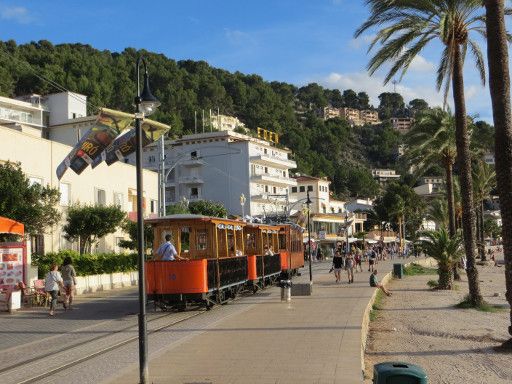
[250,173,297,187]
[250,154,297,168]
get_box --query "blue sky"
[0,0,496,121]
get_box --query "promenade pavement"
[108,257,404,384]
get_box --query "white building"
[0,93,159,256]
[208,113,245,132]
[371,168,401,185]
[140,130,297,218]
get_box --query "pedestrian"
[45,264,64,316]
[156,234,188,261]
[332,250,344,283]
[354,251,363,272]
[369,270,392,296]
[368,248,377,272]
[61,256,77,310]
[316,246,323,261]
[346,252,355,283]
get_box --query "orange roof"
[0,216,24,236]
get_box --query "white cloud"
[224,28,253,46]
[409,55,435,72]
[319,71,444,107]
[349,34,376,50]
[0,5,32,24]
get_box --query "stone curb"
[359,258,436,380]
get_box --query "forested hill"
[0,40,426,198]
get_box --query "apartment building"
[371,169,401,185]
[320,106,381,126]
[391,117,415,133]
[290,175,366,244]
[140,129,297,218]
[208,113,246,132]
[0,93,159,256]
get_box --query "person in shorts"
[61,256,77,310]
[45,264,64,316]
[354,251,363,272]
[368,248,377,272]
[332,250,344,283]
[345,252,355,284]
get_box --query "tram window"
[227,232,235,251]
[197,229,208,250]
[181,227,191,252]
[278,234,286,250]
[246,233,256,251]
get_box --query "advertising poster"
[0,247,24,287]
[56,108,133,180]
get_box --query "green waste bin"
[373,362,428,384]
[393,263,403,279]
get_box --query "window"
[31,234,45,255]
[273,187,276,193]
[264,167,268,174]
[148,155,156,163]
[150,199,157,213]
[283,171,286,177]
[265,185,269,193]
[264,148,268,154]
[29,176,43,186]
[95,188,106,206]
[190,187,199,198]
[299,186,305,192]
[291,187,297,193]
[113,192,124,208]
[115,237,124,253]
[60,183,70,206]
[307,185,313,192]
[251,164,256,175]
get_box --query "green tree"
[426,199,449,231]
[118,219,154,253]
[408,98,429,116]
[356,0,486,306]
[472,160,496,261]
[483,217,501,240]
[0,161,61,236]
[484,0,512,340]
[422,228,463,290]
[63,204,125,254]
[189,200,227,217]
[342,89,359,108]
[405,108,457,236]
[377,92,405,119]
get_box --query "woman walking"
[346,252,355,284]
[61,256,77,310]
[45,264,64,316]
[332,250,344,283]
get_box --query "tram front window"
[180,227,191,254]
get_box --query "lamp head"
[140,72,161,116]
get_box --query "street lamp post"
[345,211,350,254]
[240,193,246,221]
[305,190,313,282]
[134,56,160,384]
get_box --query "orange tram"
[145,214,304,310]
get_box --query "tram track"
[1,309,205,384]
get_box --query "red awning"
[0,216,24,236]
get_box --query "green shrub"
[403,263,437,276]
[32,251,138,278]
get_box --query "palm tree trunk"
[438,265,453,290]
[485,0,512,337]
[452,43,482,306]
[476,202,482,258]
[445,160,456,237]
[480,202,487,261]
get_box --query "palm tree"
[405,108,457,236]
[356,0,484,306]
[427,198,449,230]
[484,0,512,340]
[422,228,464,290]
[472,160,496,261]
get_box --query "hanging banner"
[91,118,170,168]
[56,108,133,179]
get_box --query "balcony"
[179,175,204,184]
[251,173,298,187]
[179,158,203,167]
[250,154,297,169]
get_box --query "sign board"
[0,244,26,287]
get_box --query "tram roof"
[145,214,246,226]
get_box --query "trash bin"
[373,362,428,384]
[280,280,291,302]
[393,263,403,279]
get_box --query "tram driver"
[156,234,189,261]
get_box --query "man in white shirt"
[156,235,188,261]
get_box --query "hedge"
[32,250,138,278]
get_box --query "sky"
[0,0,498,122]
